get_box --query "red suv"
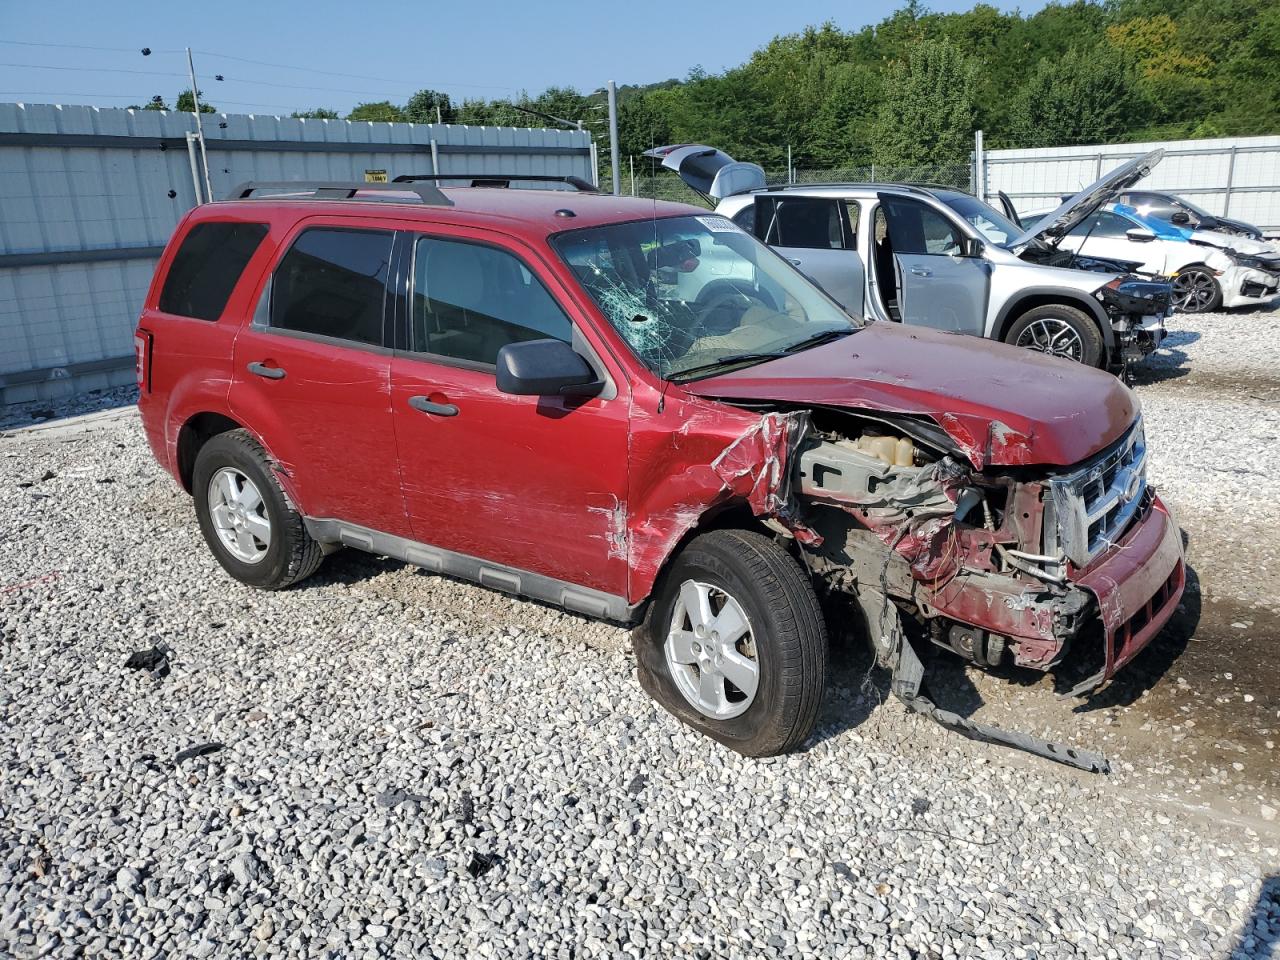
[135,179,1184,763]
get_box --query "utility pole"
[607,80,620,196]
[629,155,635,196]
[787,144,793,184]
[974,129,985,201]
[186,47,214,202]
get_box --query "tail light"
[134,330,153,392]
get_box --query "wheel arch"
[994,289,1115,355]
[629,498,793,618]
[176,412,302,509]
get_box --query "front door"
[754,195,865,313]
[389,227,630,598]
[229,222,409,537]
[877,194,990,335]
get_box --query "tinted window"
[731,205,756,234]
[757,197,848,249]
[412,237,572,365]
[1126,194,1180,220]
[159,221,268,321]
[880,199,963,255]
[270,228,392,346]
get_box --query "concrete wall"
[0,102,594,404]
[981,135,1280,235]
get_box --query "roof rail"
[225,180,453,206]
[759,181,946,198]
[392,173,598,192]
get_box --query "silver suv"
[649,146,1172,372]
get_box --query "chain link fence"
[622,163,974,207]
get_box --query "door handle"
[409,395,459,417]
[788,258,803,266]
[909,266,932,278]
[247,361,286,380]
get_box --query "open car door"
[877,194,990,336]
[997,191,1022,228]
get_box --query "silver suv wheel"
[1015,316,1085,361]
[1171,269,1219,312]
[207,466,272,564]
[664,579,759,720]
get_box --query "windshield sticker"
[696,215,740,233]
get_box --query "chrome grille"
[1044,419,1147,568]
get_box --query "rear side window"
[270,228,393,346]
[158,221,268,320]
[755,197,850,250]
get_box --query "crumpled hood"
[683,323,1139,470]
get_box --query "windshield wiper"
[783,328,854,353]
[668,352,788,382]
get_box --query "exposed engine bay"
[771,407,1181,773]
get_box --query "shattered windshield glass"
[551,214,858,380]
[941,195,1022,246]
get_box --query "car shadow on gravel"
[0,384,139,432]
[1128,329,1199,387]
[1230,874,1279,959]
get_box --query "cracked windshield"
[552,214,858,380]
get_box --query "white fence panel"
[981,135,1280,234]
[0,103,594,404]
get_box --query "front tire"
[634,530,827,757]
[1005,304,1104,367]
[1171,266,1222,313]
[192,429,324,590]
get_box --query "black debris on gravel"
[466,852,499,878]
[124,644,172,677]
[626,773,648,795]
[173,742,224,765]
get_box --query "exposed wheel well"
[176,412,243,493]
[996,294,1109,348]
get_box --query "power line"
[0,39,184,55]
[191,48,514,91]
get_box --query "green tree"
[868,36,977,167]
[131,95,169,111]
[347,101,406,122]
[617,92,671,158]
[405,89,455,124]
[292,108,340,119]
[1008,45,1141,148]
[176,89,216,114]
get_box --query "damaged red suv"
[135,178,1184,768]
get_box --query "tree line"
[136,0,1279,173]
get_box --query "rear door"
[753,195,864,313]
[877,194,989,335]
[229,221,410,537]
[388,226,630,598]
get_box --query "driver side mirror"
[962,236,984,257]
[496,339,604,397]
[1125,228,1157,243]
[1170,211,1191,225]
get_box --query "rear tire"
[192,429,324,590]
[1005,304,1104,367]
[633,530,827,757]
[1171,266,1222,313]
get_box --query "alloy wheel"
[1172,270,1218,313]
[665,580,759,720]
[1014,317,1085,362]
[207,467,272,564]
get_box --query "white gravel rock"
[2,309,1279,959]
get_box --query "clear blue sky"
[0,0,1046,116]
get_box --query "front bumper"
[1220,265,1280,309]
[921,494,1183,687]
[1069,494,1184,686]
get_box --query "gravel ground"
[2,310,1279,959]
